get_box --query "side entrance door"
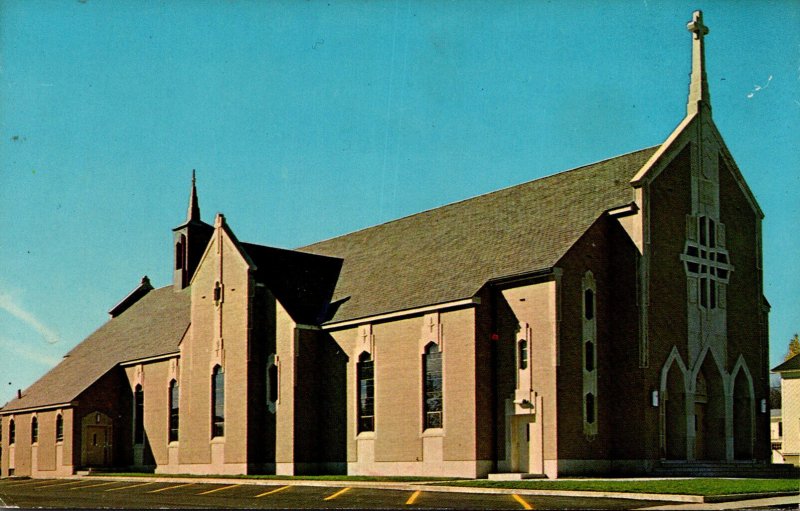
[82,412,113,467]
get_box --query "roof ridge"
[298,145,659,250]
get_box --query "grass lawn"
[438,478,800,496]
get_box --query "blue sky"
[0,1,798,406]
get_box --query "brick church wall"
[556,216,638,463]
[718,156,769,460]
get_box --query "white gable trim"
[631,112,697,186]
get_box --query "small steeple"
[686,10,710,115]
[187,169,201,222]
[173,170,214,290]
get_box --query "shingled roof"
[773,353,800,373]
[1,286,190,412]
[2,145,658,412]
[299,146,659,324]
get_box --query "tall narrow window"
[357,352,375,433]
[134,384,144,444]
[518,339,528,370]
[584,289,595,320]
[169,380,179,442]
[585,393,596,424]
[266,355,279,414]
[211,365,225,438]
[423,343,443,429]
[55,414,64,442]
[31,417,38,444]
[175,235,185,270]
[9,419,15,445]
[584,341,595,372]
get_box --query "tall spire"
[686,10,710,115]
[187,169,201,222]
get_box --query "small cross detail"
[687,11,709,40]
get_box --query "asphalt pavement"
[0,476,796,510]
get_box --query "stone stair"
[487,472,548,480]
[652,461,800,478]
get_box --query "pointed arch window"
[357,352,375,433]
[134,384,144,445]
[175,234,186,270]
[31,416,38,444]
[169,380,179,442]
[56,414,64,443]
[423,343,443,430]
[266,355,279,414]
[211,365,225,438]
[518,339,528,370]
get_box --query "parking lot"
[0,477,671,509]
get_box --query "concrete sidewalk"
[639,494,799,510]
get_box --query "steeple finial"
[187,169,200,222]
[687,10,710,115]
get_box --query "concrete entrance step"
[487,472,547,480]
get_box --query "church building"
[0,12,772,479]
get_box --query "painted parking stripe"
[323,487,351,501]
[405,490,422,505]
[148,482,195,493]
[196,483,239,495]
[512,493,533,510]
[104,481,156,492]
[32,480,86,489]
[71,481,119,490]
[255,485,290,498]
[4,480,46,486]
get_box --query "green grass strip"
[436,478,800,496]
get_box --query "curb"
[703,491,799,503]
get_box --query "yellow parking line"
[148,482,195,493]
[512,493,533,510]
[196,483,239,495]
[71,481,119,490]
[105,481,156,492]
[406,490,422,505]
[255,485,290,498]
[324,487,351,501]
[6,479,45,486]
[33,480,86,489]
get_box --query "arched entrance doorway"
[732,367,754,460]
[664,361,687,459]
[81,412,113,467]
[693,354,725,460]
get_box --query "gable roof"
[299,146,658,324]
[1,286,190,413]
[240,243,343,325]
[773,353,800,373]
